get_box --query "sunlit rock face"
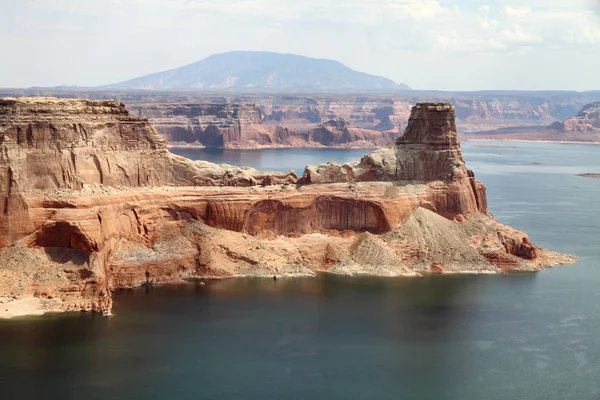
[0,98,573,319]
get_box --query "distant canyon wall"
[253,93,600,131]
[3,89,600,146]
[128,102,399,148]
[463,101,600,142]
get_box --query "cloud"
[564,26,600,44]
[503,6,532,17]
[393,0,447,20]
[455,3,599,51]
[26,22,82,32]
[476,5,498,29]
[500,25,543,43]
[580,26,600,43]
[436,30,509,54]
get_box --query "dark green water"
[1,142,599,400]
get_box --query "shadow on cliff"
[43,247,90,267]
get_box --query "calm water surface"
[1,142,600,400]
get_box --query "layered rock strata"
[305,118,398,148]
[130,102,399,149]
[4,89,600,135]
[0,98,573,318]
[464,102,600,142]
[128,103,265,147]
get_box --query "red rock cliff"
[0,98,572,318]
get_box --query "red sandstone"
[0,98,574,318]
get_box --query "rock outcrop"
[127,103,266,147]
[0,98,297,247]
[0,98,573,318]
[559,102,600,132]
[305,118,398,148]
[300,104,488,218]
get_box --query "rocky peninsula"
[577,173,600,179]
[0,98,573,318]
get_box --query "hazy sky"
[1,0,599,90]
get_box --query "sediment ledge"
[577,173,600,179]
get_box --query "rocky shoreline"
[0,98,575,318]
[464,138,600,145]
[166,143,383,150]
[463,102,600,143]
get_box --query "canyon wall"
[5,89,599,144]
[0,98,572,318]
[127,103,263,147]
[129,102,399,148]
[559,102,600,132]
[464,102,600,142]
[257,92,600,131]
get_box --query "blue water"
[170,147,369,173]
[1,142,599,400]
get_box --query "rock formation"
[577,173,600,179]
[557,102,600,132]
[464,102,600,142]
[301,104,486,194]
[129,102,398,148]
[6,89,599,143]
[303,118,398,148]
[0,98,573,318]
[128,103,265,147]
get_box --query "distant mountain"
[104,51,410,92]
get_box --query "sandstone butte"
[0,98,574,318]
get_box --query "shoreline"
[168,139,600,150]
[1,260,576,320]
[167,144,381,151]
[461,138,600,145]
[0,271,505,320]
[577,173,600,179]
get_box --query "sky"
[0,0,599,91]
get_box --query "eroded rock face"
[301,103,467,183]
[0,98,573,318]
[0,98,192,191]
[130,103,399,148]
[561,102,600,132]
[300,103,488,218]
[395,103,467,181]
[305,119,398,148]
[128,103,263,147]
[0,98,289,249]
[465,102,600,142]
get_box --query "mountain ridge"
[103,51,411,93]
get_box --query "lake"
[1,142,599,400]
